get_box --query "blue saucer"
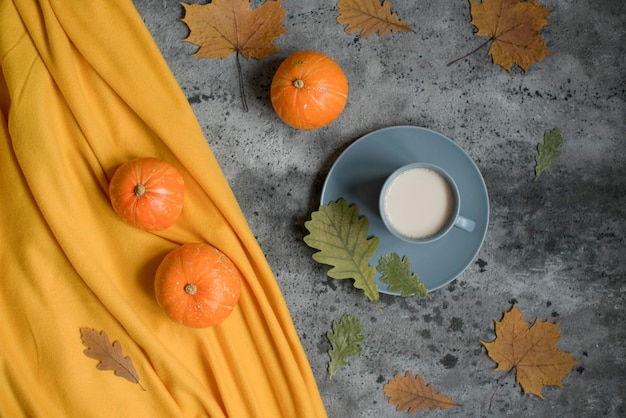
[320,126,489,294]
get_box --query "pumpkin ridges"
[155,255,184,319]
[140,161,176,188]
[139,166,184,203]
[270,50,348,130]
[155,243,242,328]
[158,247,200,324]
[275,79,336,129]
[300,83,343,128]
[109,157,184,231]
[292,52,328,80]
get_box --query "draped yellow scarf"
[0,1,326,416]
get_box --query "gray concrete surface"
[133,1,625,416]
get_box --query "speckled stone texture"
[133,1,625,416]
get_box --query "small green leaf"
[327,314,364,379]
[535,128,563,180]
[304,198,380,303]
[377,253,428,297]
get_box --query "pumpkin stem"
[184,283,197,296]
[293,79,305,89]
[133,183,146,197]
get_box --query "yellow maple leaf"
[182,0,287,60]
[337,0,413,38]
[468,0,552,72]
[181,0,287,111]
[384,371,455,413]
[481,304,579,400]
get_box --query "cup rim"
[379,162,461,244]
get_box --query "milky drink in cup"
[379,163,476,244]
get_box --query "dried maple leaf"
[384,371,456,413]
[182,0,286,60]
[181,0,287,110]
[337,0,413,38]
[80,328,145,390]
[458,0,552,72]
[481,305,579,400]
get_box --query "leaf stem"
[235,51,249,113]
[488,368,514,411]
[447,37,494,67]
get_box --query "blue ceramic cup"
[379,162,476,244]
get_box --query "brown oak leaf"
[80,328,145,390]
[469,0,552,72]
[181,0,287,110]
[384,371,456,413]
[481,305,579,399]
[337,0,413,38]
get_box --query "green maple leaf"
[535,128,563,180]
[327,314,364,379]
[304,199,380,303]
[377,252,428,297]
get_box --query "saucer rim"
[320,125,490,295]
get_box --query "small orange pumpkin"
[154,243,242,328]
[270,50,348,130]
[108,157,184,231]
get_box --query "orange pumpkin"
[270,50,348,130]
[154,243,242,328]
[108,157,184,231]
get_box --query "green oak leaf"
[377,252,428,297]
[535,128,563,180]
[327,314,364,379]
[304,198,380,303]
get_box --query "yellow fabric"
[0,1,327,417]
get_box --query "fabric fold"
[0,0,327,416]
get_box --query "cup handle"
[454,215,476,233]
